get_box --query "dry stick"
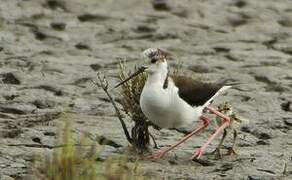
[93,73,132,144]
[149,133,158,149]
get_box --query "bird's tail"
[202,85,232,109]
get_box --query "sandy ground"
[0,0,292,179]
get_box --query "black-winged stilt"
[115,48,232,160]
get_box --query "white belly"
[140,83,202,128]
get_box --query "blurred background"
[0,0,292,179]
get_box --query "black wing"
[171,75,223,106]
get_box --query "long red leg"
[145,116,210,160]
[191,106,231,159]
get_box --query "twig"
[149,133,159,149]
[92,73,132,144]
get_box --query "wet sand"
[0,0,292,179]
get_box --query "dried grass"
[118,62,151,153]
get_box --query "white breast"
[140,80,202,128]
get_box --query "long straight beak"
[114,66,147,88]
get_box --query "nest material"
[118,63,150,153]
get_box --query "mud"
[0,0,292,179]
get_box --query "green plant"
[33,113,148,180]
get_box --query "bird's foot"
[190,148,205,160]
[143,147,169,160]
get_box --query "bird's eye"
[151,59,157,63]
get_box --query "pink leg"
[191,106,231,159]
[145,116,210,160]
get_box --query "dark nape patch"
[163,73,169,89]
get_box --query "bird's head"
[217,102,233,115]
[114,48,171,88]
[142,48,170,75]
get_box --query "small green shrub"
[33,113,148,180]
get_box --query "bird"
[115,48,233,160]
[210,102,249,159]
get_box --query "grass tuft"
[33,113,148,179]
[118,62,151,153]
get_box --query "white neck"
[146,71,167,87]
[145,62,168,88]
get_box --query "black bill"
[114,66,147,88]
